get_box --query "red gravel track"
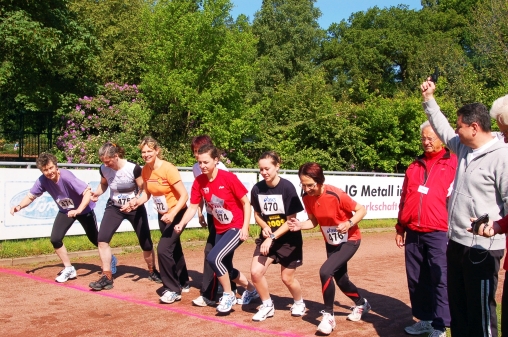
[0,231,504,336]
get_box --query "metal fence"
[0,111,53,161]
[0,161,405,177]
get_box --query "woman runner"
[288,162,370,335]
[10,152,117,282]
[248,151,306,321]
[131,137,190,303]
[174,144,256,313]
[188,135,236,307]
[88,142,158,291]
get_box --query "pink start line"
[0,268,303,337]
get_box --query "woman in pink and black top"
[174,144,256,314]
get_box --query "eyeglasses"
[420,137,438,143]
[299,182,317,189]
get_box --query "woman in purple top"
[9,153,116,283]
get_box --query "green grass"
[0,219,396,259]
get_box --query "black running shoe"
[148,269,162,283]
[89,275,114,291]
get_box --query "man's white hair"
[490,94,508,125]
[420,120,432,134]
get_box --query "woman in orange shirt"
[132,137,189,304]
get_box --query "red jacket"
[495,217,508,270]
[395,148,457,234]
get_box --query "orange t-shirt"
[141,161,183,213]
[302,184,361,244]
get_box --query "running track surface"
[0,232,504,336]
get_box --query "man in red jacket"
[395,121,458,337]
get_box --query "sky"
[230,0,423,28]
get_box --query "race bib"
[152,195,169,214]
[56,198,75,210]
[113,191,136,207]
[322,226,348,245]
[259,194,285,215]
[212,207,233,225]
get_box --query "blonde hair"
[139,136,162,159]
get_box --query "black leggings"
[50,211,98,249]
[157,208,189,293]
[97,201,153,251]
[200,213,236,296]
[320,240,363,313]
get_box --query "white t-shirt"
[192,161,228,178]
[466,137,499,165]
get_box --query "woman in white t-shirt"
[89,142,158,291]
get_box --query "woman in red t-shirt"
[288,162,369,335]
[174,144,256,314]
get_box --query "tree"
[252,0,324,94]
[468,0,508,91]
[319,5,481,106]
[140,0,258,166]
[245,70,365,170]
[69,0,148,85]
[0,0,99,120]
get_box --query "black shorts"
[253,237,303,269]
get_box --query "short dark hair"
[298,162,325,185]
[36,152,58,169]
[197,144,220,160]
[457,103,491,132]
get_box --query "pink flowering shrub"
[56,83,151,164]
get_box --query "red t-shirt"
[191,170,248,234]
[303,184,361,244]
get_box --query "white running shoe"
[160,290,182,304]
[192,296,215,307]
[181,284,190,293]
[347,298,371,321]
[428,329,446,337]
[404,320,433,335]
[110,255,117,275]
[238,289,259,305]
[216,292,236,313]
[290,302,306,317]
[55,266,77,283]
[317,311,336,335]
[252,304,275,321]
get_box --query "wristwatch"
[348,219,354,228]
[269,233,276,240]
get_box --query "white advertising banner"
[280,174,404,221]
[0,168,257,240]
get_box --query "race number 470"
[263,202,278,212]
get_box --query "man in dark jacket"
[395,121,457,337]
